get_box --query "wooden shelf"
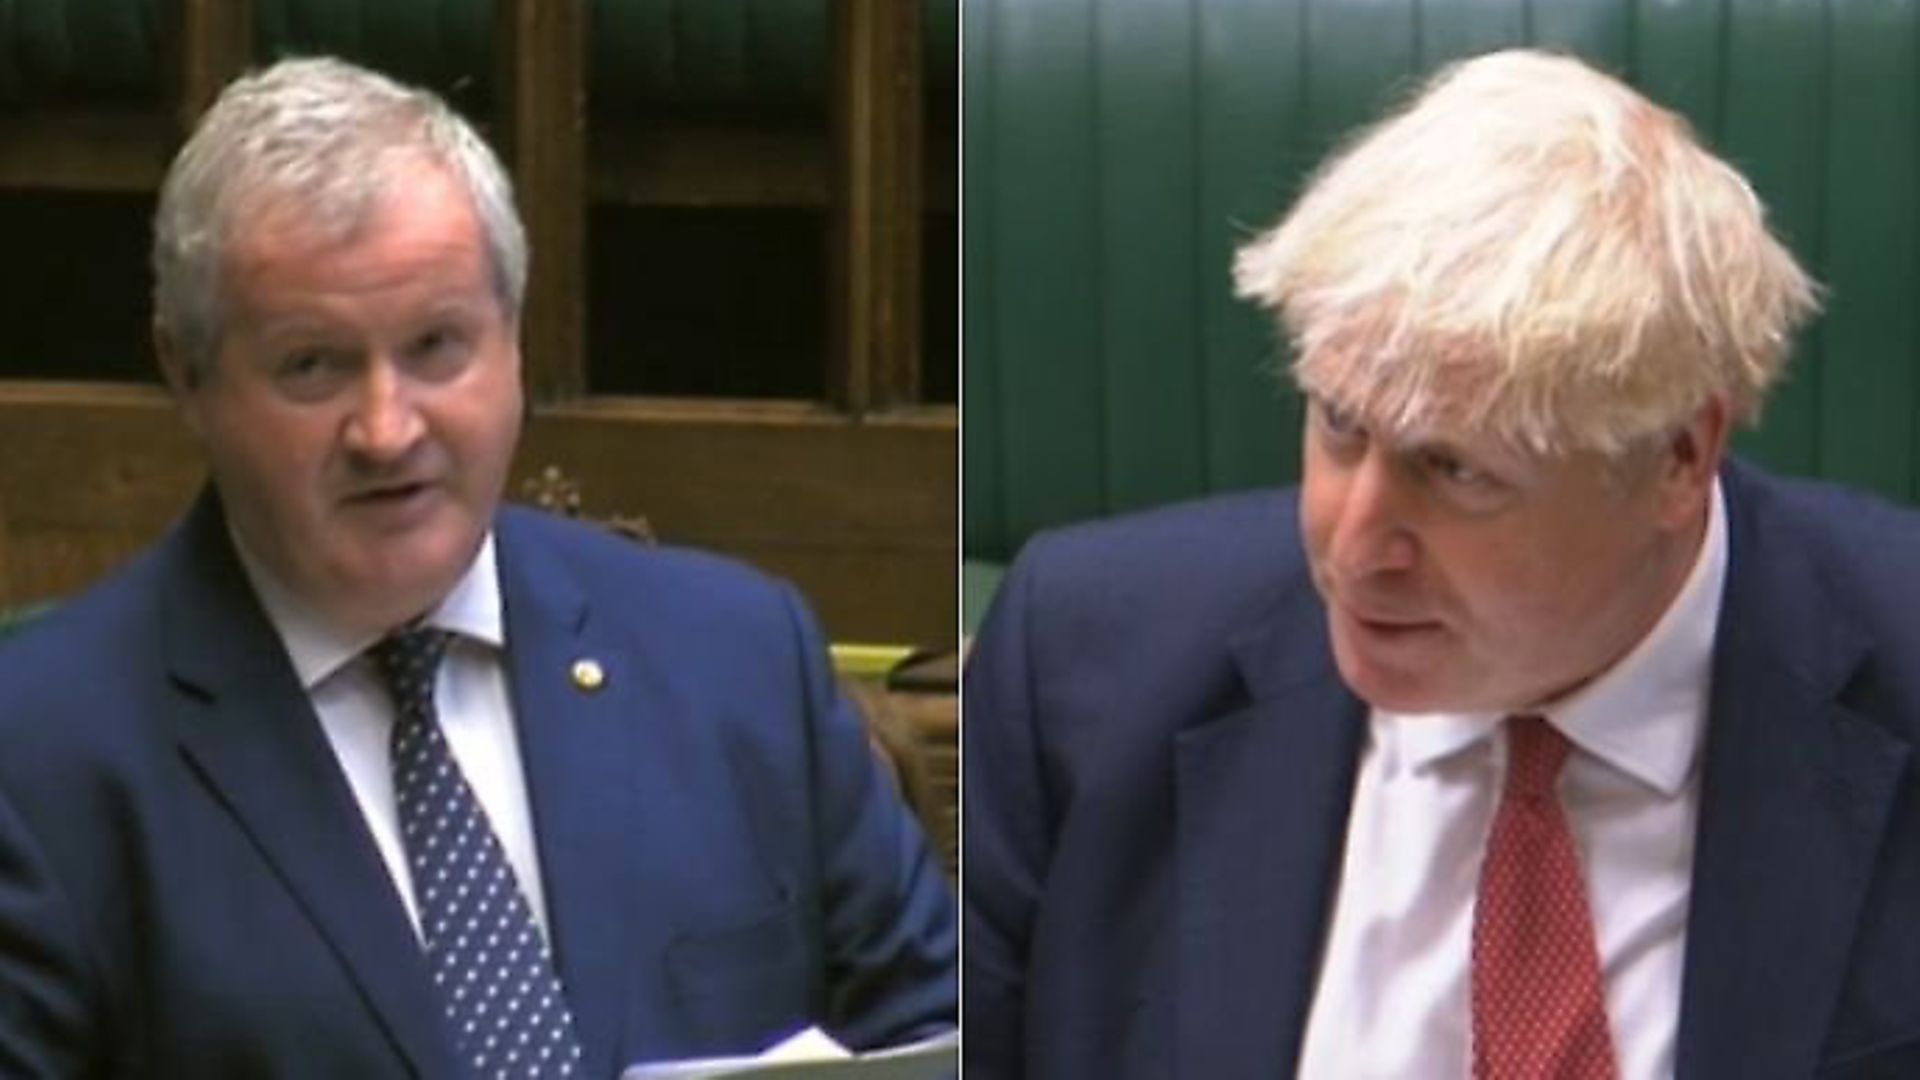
[0,112,172,193]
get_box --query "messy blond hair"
[1233,49,1819,456]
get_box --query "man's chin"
[1345,681,1457,714]
[1330,639,1469,714]
[321,548,475,633]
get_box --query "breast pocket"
[664,899,817,1053]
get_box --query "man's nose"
[342,359,425,461]
[1327,450,1419,576]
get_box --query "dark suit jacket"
[0,493,956,1078]
[964,461,1920,1079]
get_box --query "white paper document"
[621,1026,958,1080]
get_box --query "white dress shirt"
[1297,483,1728,1080]
[235,534,552,939]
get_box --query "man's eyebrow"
[1305,394,1494,461]
[1368,424,1481,467]
[1400,432,1462,455]
[417,297,489,320]
[1307,393,1361,421]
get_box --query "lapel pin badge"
[570,658,606,692]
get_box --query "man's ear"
[1656,396,1731,529]
[154,322,207,438]
[154,322,195,392]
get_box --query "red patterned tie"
[1471,715,1619,1080]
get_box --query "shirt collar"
[232,531,506,691]
[1373,479,1728,797]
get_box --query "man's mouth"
[1355,612,1436,629]
[1339,602,1444,636]
[343,479,436,505]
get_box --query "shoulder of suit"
[0,532,170,666]
[494,504,800,617]
[1012,488,1304,591]
[1719,463,1920,693]
[1727,461,1920,582]
[993,488,1309,645]
[0,531,177,769]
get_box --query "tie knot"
[1502,715,1571,801]
[368,627,452,718]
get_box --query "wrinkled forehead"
[225,192,367,258]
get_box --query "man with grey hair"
[966,48,1920,1079]
[0,57,955,1077]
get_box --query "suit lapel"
[1676,469,1909,1078]
[495,512,635,1078]
[1174,585,1366,1078]
[164,493,454,1077]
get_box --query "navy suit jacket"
[965,461,1920,1079]
[0,493,956,1078]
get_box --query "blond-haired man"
[966,49,1916,1079]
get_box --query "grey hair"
[152,56,526,378]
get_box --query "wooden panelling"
[0,386,956,648]
[593,126,832,208]
[496,0,588,402]
[831,0,925,411]
[0,386,204,604]
[175,0,255,127]
[0,115,956,213]
[520,398,957,644]
[0,2,957,214]
[592,125,957,212]
[0,113,171,193]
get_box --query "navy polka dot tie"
[371,628,585,1079]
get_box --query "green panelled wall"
[964,0,1920,563]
